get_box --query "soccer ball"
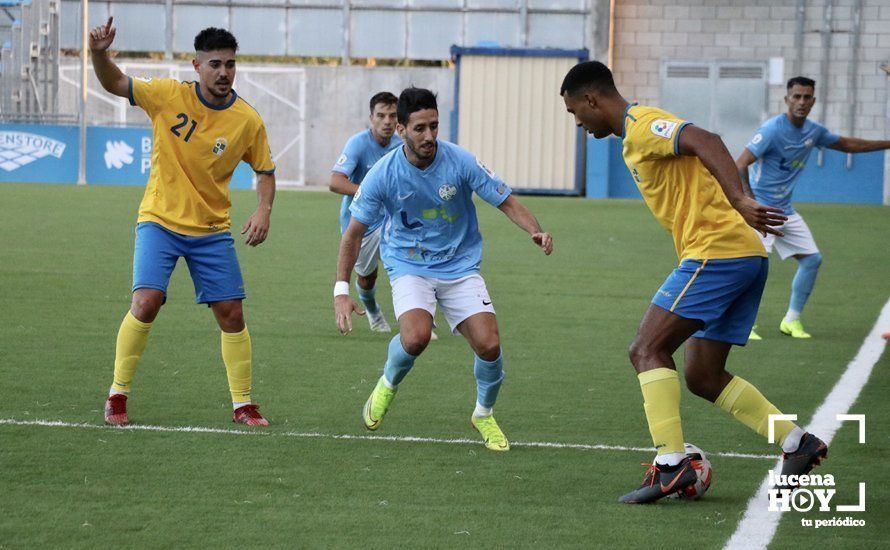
[667,443,713,500]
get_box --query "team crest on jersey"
[804,138,814,148]
[213,138,228,156]
[476,158,496,178]
[650,119,678,139]
[136,77,153,83]
[438,183,457,201]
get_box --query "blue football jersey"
[349,140,512,279]
[332,129,403,234]
[745,114,839,215]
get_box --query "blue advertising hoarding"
[0,123,79,184]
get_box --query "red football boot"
[233,404,269,427]
[104,394,129,426]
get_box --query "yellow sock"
[715,376,796,443]
[221,327,252,404]
[638,368,685,456]
[111,311,152,393]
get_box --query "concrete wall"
[612,0,890,140]
[305,65,454,187]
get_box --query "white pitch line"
[0,417,776,460]
[725,298,890,550]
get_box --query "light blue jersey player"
[737,76,890,339]
[333,87,553,452]
[330,92,402,332]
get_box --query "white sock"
[381,375,397,390]
[655,452,686,467]
[109,388,128,397]
[233,401,251,410]
[781,426,806,453]
[784,309,800,322]
[473,403,492,417]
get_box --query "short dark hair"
[369,92,398,114]
[787,76,815,91]
[397,87,437,125]
[194,27,238,53]
[560,61,616,96]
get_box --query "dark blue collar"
[195,83,237,110]
[621,102,638,138]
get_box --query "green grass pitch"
[0,183,887,548]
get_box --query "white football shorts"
[760,213,820,259]
[353,226,383,277]
[391,274,495,334]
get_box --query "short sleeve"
[243,120,276,174]
[745,123,774,159]
[130,77,179,118]
[626,112,691,161]
[463,153,511,207]
[348,165,385,227]
[816,124,840,148]
[331,135,362,179]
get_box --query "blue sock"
[356,281,379,314]
[383,334,416,386]
[788,253,822,316]
[474,351,505,408]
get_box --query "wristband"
[334,281,350,297]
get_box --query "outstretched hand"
[532,232,553,255]
[88,17,116,52]
[335,295,366,335]
[734,196,786,237]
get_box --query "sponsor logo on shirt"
[354,186,363,201]
[438,183,457,201]
[104,140,135,169]
[496,183,507,195]
[213,137,228,156]
[804,138,814,148]
[337,154,348,166]
[0,131,67,172]
[476,157,496,178]
[650,119,679,139]
[751,133,763,145]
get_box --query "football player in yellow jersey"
[89,19,275,427]
[561,61,828,503]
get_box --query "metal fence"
[61,0,595,61]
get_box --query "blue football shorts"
[132,221,246,304]
[651,256,768,346]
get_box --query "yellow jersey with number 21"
[129,77,275,236]
[621,104,765,261]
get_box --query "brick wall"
[612,0,890,139]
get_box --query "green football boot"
[362,377,397,430]
[748,325,763,341]
[471,414,510,452]
[780,319,811,339]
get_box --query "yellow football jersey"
[129,77,275,235]
[621,104,766,261]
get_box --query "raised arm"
[828,136,890,154]
[329,172,360,196]
[88,17,129,98]
[497,194,553,255]
[333,218,369,334]
[735,147,758,200]
[678,125,785,236]
[241,172,276,246]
